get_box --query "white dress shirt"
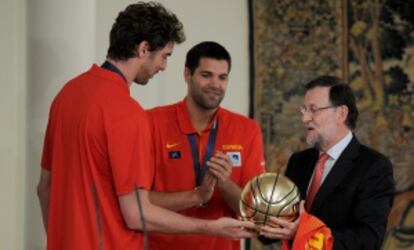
[307,131,353,194]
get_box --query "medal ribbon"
[187,119,219,186]
[101,61,127,83]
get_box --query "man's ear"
[337,105,349,125]
[184,67,192,83]
[136,41,150,58]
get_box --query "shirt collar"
[326,131,353,160]
[90,64,129,94]
[175,98,221,135]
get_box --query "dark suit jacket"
[285,135,394,250]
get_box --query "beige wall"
[96,0,250,113]
[0,0,26,249]
[0,0,248,249]
[25,1,96,249]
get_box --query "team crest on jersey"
[168,151,181,159]
[226,152,241,167]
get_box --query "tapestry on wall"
[249,0,414,249]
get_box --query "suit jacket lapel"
[291,149,319,198]
[311,136,360,212]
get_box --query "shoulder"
[340,137,394,187]
[285,148,317,181]
[345,136,391,166]
[147,103,177,117]
[357,143,393,169]
[291,148,317,159]
[352,142,394,194]
[359,143,389,159]
[146,103,179,130]
[287,148,318,170]
[106,92,144,118]
[219,108,261,130]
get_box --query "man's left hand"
[207,150,232,189]
[259,201,305,239]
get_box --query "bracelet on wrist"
[194,186,209,208]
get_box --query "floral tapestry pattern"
[249,0,414,249]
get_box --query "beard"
[306,124,338,151]
[306,130,323,150]
[133,75,149,85]
[134,56,157,85]
[192,87,224,110]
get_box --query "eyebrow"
[199,69,228,75]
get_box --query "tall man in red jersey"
[147,41,266,250]
[37,3,256,250]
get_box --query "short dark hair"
[107,1,185,60]
[305,75,359,129]
[185,41,231,74]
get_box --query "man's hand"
[207,151,232,189]
[259,200,305,239]
[195,171,217,205]
[207,150,241,213]
[206,218,258,240]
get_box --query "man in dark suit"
[260,76,395,249]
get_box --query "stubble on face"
[134,53,156,85]
[134,75,149,85]
[187,58,228,111]
[306,131,322,149]
[134,42,174,86]
[190,79,225,110]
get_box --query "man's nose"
[302,111,312,123]
[159,61,167,71]
[209,77,223,89]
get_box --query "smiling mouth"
[205,91,221,98]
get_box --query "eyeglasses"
[300,105,336,116]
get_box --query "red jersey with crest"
[147,99,265,250]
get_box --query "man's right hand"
[195,172,217,205]
[206,218,258,240]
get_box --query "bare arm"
[37,169,51,233]
[148,172,216,211]
[215,179,241,213]
[207,151,241,213]
[148,190,200,212]
[119,188,257,239]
